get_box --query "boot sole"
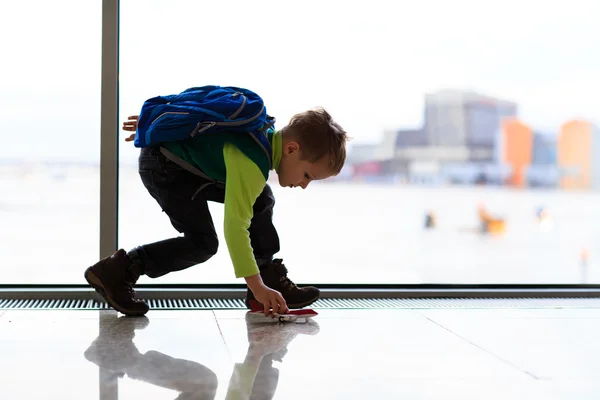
[287,293,320,309]
[84,268,148,317]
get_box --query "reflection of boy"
[85,106,348,316]
[83,316,218,400]
[225,316,320,400]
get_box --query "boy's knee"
[263,184,275,202]
[254,184,275,213]
[204,236,219,257]
[186,233,218,261]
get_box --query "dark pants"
[128,147,280,278]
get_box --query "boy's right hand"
[244,273,289,317]
[252,285,289,317]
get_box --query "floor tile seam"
[421,314,541,380]
[212,310,236,363]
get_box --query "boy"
[85,103,348,317]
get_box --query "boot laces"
[274,260,298,290]
[122,279,137,297]
[280,275,298,289]
[124,266,140,298]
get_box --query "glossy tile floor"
[0,307,599,399]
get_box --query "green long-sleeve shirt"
[222,132,282,278]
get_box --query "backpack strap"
[159,146,221,184]
[249,116,276,170]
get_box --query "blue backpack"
[133,85,274,157]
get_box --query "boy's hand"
[123,115,139,142]
[253,286,289,317]
[245,273,288,317]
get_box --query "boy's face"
[277,141,334,189]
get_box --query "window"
[3,3,598,289]
[0,1,101,284]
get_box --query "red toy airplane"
[247,300,318,323]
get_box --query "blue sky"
[1,0,598,162]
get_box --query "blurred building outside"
[345,89,599,191]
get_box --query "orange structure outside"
[501,119,533,187]
[557,120,593,190]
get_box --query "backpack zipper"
[152,104,265,131]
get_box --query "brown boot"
[84,249,149,316]
[245,259,320,309]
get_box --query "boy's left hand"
[123,115,138,142]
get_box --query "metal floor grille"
[1,297,600,310]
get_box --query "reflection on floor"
[0,307,599,399]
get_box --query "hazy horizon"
[1,0,599,163]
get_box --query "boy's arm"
[223,143,289,315]
[222,143,267,279]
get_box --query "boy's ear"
[284,141,300,155]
